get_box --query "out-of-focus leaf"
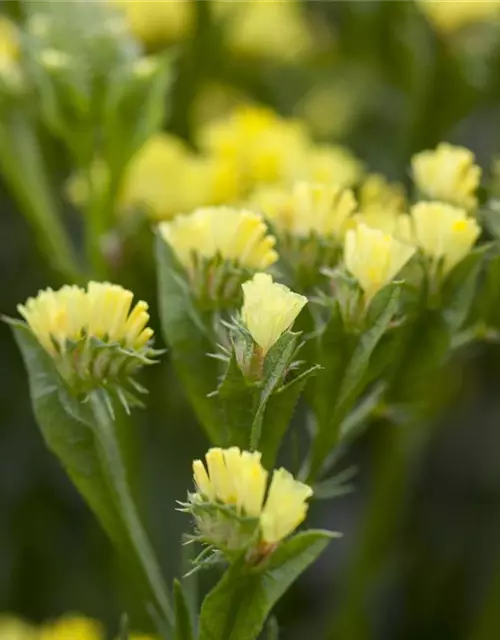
[174,579,195,640]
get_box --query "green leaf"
[10,320,124,542]
[215,350,260,449]
[198,530,334,640]
[10,321,174,630]
[156,235,221,443]
[174,579,195,640]
[258,365,321,469]
[441,246,489,332]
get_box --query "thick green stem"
[0,111,83,284]
[89,389,174,631]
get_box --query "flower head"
[241,273,307,355]
[344,223,415,301]
[159,206,278,272]
[39,616,103,640]
[410,201,481,274]
[411,142,481,210]
[17,282,156,398]
[189,447,312,554]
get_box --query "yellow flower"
[418,0,500,34]
[287,181,357,238]
[216,0,313,62]
[198,105,309,190]
[359,174,407,214]
[289,144,365,190]
[241,273,307,355]
[39,615,103,640]
[410,201,481,274]
[411,142,481,210]
[260,468,313,545]
[113,0,194,45]
[18,282,153,358]
[0,615,37,640]
[344,223,416,301]
[191,447,312,545]
[158,207,278,271]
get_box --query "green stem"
[84,166,109,279]
[0,111,83,284]
[89,389,174,631]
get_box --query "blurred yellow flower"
[411,142,481,211]
[344,223,415,301]
[359,173,407,214]
[241,272,307,355]
[191,447,313,546]
[216,0,314,62]
[198,104,309,190]
[290,144,365,189]
[410,201,481,274]
[0,615,37,640]
[0,17,18,72]
[113,0,194,46]
[418,0,500,34]
[158,206,278,271]
[18,282,153,357]
[39,615,103,640]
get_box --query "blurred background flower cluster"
[4,1,500,638]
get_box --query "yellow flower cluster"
[412,142,481,211]
[418,0,500,34]
[192,447,313,546]
[198,105,364,196]
[0,614,155,640]
[344,223,416,303]
[241,273,307,355]
[18,282,153,357]
[158,206,278,272]
[112,0,194,46]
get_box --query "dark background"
[3,2,500,638]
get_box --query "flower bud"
[241,273,307,356]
